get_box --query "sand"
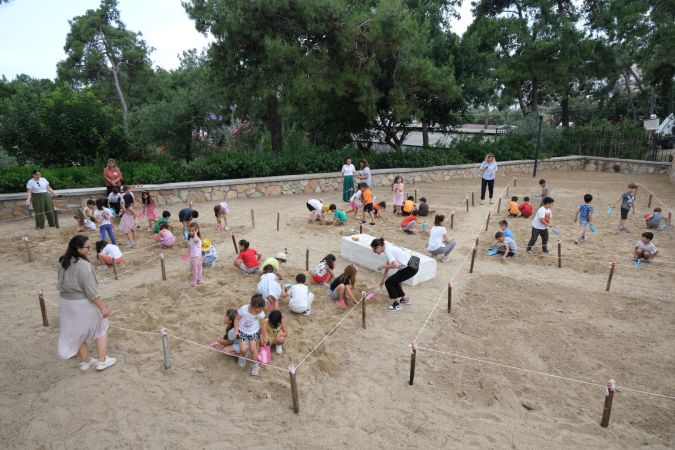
[1,169,674,448]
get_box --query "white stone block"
[340,234,437,286]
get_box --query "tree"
[57,0,152,129]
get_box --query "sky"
[0,0,474,81]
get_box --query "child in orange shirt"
[508,196,520,217]
[359,182,376,225]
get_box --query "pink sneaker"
[209,340,221,349]
[336,298,347,309]
[215,224,223,232]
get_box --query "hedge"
[0,134,537,193]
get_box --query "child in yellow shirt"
[402,196,415,216]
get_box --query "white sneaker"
[250,363,260,376]
[275,344,283,354]
[480,200,485,205]
[79,357,98,371]
[237,357,246,367]
[440,256,449,262]
[96,356,117,371]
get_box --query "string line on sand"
[412,177,515,344]
[294,297,364,370]
[0,207,69,223]
[414,345,675,401]
[637,182,673,211]
[528,251,675,274]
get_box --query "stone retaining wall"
[1,156,670,220]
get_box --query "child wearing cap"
[260,252,288,279]
[201,238,218,267]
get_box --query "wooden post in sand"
[361,296,366,329]
[22,236,33,262]
[161,328,171,369]
[250,208,255,228]
[38,290,48,327]
[231,233,239,254]
[359,223,363,234]
[506,185,510,198]
[289,366,300,413]
[471,192,475,207]
[276,212,280,231]
[485,211,491,231]
[647,193,653,208]
[305,248,309,271]
[469,244,478,273]
[450,212,454,230]
[112,259,119,280]
[447,282,452,313]
[669,211,672,226]
[465,197,469,213]
[557,240,562,268]
[600,380,616,427]
[414,189,418,203]
[513,178,517,188]
[606,261,616,291]
[497,197,502,213]
[160,254,167,281]
[409,343,417,385]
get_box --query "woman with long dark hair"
[371,237,419,311]
[57,235,116,371]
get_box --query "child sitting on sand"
[209,309,240,356]
[644,207,663,229]
[214,202,230,231]
[417,197,434,217]
[519,196,533,218]
[256,264,285,311]
[634,232,658,262]
[153,210,172,234]
[492,231,517,259]
[201,238,218,268]
[402,196,415,216]
[75,199,97,231]
[288,273,315,315]
[234,239,261,274]
[95,239,123,267]
[234,294,267,376]
[263,310,288,355]
[508,196,520,217]
[157,222,176,248]
[312,254,336,284]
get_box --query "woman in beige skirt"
[57,235,116,371]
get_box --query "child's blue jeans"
[100,224,116,245]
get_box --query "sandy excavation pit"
[1,169,674,448]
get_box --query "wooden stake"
[289,366,300,413]
[466,197,469,213]
[600,379,616,427]
[23,236,33,262]
[450,212,454,230]
[305,248,309,271]
[497,197,502,213]
[469,244,478,273]
[669,211,672,226]
[485,211,491,231]
[160,253,167,281]
[250,208,255,228]
[414,189,418,202]
[506,185,510,198]
[606,261,616,291]
[276,212,280,231]
[231,233,239,254]
[112,259,119,280]
[361,296,366,329]
[447,282,452,313]
[471,192,475,207]
[557,240,562,268]
[161,328,171,369]
[647,193,653,208]
[408,343,417,385]
[38,290,48,327]
[513,178,517,188]
[359,223,363,234]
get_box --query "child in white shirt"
[288,273,315,315]
[526,197,554,253]
[234,294,267,376]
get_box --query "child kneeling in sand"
[95,239,123,267]
[263,310,288,355]
[634,232,658,262]
[234,239,261,274]
[288,273,315,315]
[492,231,517,259]
[256,264,286,311]
[234,294,267,376]
[329,265,358,309]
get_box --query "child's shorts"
[363,203,374,213]
[306,202,316,212]
[239,263,259,274]
[349,200,362,209]
[620,207,630,220]
[329,288,339,300]
[101,255,123,265]
[579,220,589,230]
[83,219,96,230]
[203,255,217,267]
[238,330,261,342]
[312,272,330,283]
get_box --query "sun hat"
[202,239,211,250]
[275,252,287,261]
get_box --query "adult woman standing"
[371,237,419,311]
[479,153,498,205]
[356,159,372,187]
[103,158,123,195]
[427,214,456,262]
[341,158,356,202]
[57,235,116,371]
[25,169,58,229]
